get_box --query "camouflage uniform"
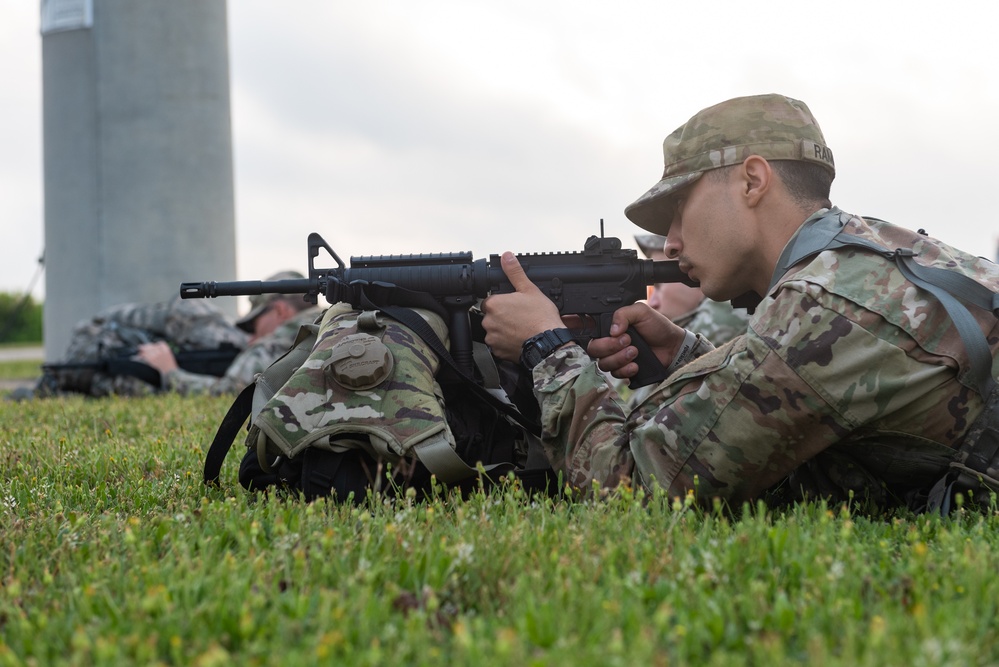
[164,306,323,395]
[533,209,999,507]
[90,297,249,351]
[526,94,998,508]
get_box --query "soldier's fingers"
[608,304,650,337]
[609,361,639,379]
[596,352,640,378]
[586,332,629,358]
[586,333,639,375]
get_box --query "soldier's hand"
[135,341,179,374]
[481,252,565,363]
[587,303,687,379]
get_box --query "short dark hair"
[770,160,833,208]
[703,159,833,209]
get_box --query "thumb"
[500,252,537,293]
[609,309,631,338]
[608,303,648,337]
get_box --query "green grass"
[0,343,42,381]
[0,359,41,381]
[1,394,998,666]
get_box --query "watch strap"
[521,328,575,369]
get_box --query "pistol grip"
[626,326,669,389]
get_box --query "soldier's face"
[250,305,282,341]
[647,282,705,320]
[664,169,755,302]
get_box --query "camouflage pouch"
[201,303,555,502]
[247,302,482,487]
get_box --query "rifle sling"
[204,381,256,485]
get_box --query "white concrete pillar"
[41,0,236,360]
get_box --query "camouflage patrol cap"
[236,270,305,333]
[634,233,667,259]
[625,94,835,235]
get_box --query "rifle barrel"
[180,279,317,299]
[650,260,698,287]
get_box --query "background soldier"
[137,271,322,395]
[34,271,320,398]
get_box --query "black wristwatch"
[521,328,575,370]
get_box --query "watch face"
[522,339,544,369]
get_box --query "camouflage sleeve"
[531,333,715,491]
[163,314,313,395]
[531,344,635,490]
[164,308,321,395]
[164,338,285,395]
[535,280,955,504]
[163,367,236,395]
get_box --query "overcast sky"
[2,1,997,303]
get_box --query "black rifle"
[43,343,242,390]
[181,231,752,388]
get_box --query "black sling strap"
[203,380,256,485]
[354,290,541,436]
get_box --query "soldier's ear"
[741,156,772,208]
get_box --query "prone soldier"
[481,93,999,512]
[35,271,320,398]
[138,271,322,395]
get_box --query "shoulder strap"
[772,209,997,398]
[892,253,996,398]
